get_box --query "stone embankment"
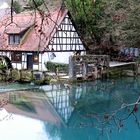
[0,69,51,85]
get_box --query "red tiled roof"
[0,8,68,52]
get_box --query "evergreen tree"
[13,1,22,13]
[28,0,44,9]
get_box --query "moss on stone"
[11,69,21,81]
[20,70,33,82]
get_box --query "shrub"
[45,61,68,73]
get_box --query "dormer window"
[8,34,20,45]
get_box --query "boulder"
[20,70,32,82]
[11,69,20,81]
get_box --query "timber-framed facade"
[0,8,86,71]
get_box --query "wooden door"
[27,55,33,69]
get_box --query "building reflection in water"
[41,84,83,124]
[0,77,139,127]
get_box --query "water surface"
[0,77,140,140]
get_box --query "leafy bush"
[28,0,44,9]
[0,63,6,70]
[45,61,68,73]
[13,1,22,13]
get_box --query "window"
[11,52,22,62]
[9,34,20,45]
[33,53,39,63]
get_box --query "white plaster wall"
[33,65,39,70]
[0,52,10,57]
[21,53,27,69]
[42,51,74,65]
[12,63,21,69]
[49,14,85,52]
[43,14,86,66]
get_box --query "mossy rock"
[20,70,33,82]
[5,70,12,81]
[44,73,52,84]
[109,70,122,78]
[50,78,58,84]
[11,69,21,81]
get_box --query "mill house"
[0,7,85,71]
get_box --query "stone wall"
[0,69,51,85]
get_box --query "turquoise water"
[43,77,140,140]
[0,82,39,93]
[0,77,140,140]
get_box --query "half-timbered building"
[0,8,85,71]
